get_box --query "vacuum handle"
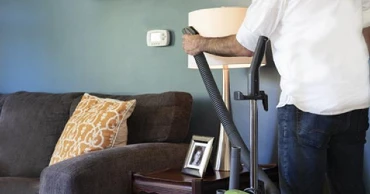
[235,36,269,111]
[182,26,199,35]
[249,36,268,96]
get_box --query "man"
[183,0,370,193]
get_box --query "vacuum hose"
[182,27,279,194]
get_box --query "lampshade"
[188,7,263,69]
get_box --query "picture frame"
[181,135,214,178]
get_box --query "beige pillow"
[49,93,136,165]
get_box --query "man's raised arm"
[182,34,253,57]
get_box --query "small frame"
[181,135,214,178]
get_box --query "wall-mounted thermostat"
[147,30,170,47]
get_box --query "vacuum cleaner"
[182,27,279,194]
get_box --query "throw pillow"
[49,93,136,165]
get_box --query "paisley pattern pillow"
[49,93,136,165]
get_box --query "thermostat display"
[147,30,170,47]
[151,33,162,42]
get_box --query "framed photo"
[181,135,214,178]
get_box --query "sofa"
[0,91,193,194]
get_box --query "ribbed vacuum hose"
[182,27,279,194]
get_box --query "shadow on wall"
[365,156,370,193]
[186,98,220,161]
[255,41,280,164]
[187,98,220,142]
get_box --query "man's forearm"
[363,26,370,54]
[200,35,254,57]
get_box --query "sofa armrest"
[39,143,188,194]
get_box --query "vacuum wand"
[235,36,269,194]
[245,36,269,193]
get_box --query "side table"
[128,165,278,194]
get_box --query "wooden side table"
[128,166,278,194]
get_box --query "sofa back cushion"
[70,92,193,144]
[0,92,82,177]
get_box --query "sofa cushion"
[0,92,82,177]
[0,177,39,194]
[70,92,193,144]
[49,93,136,165]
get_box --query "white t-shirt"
[236,0,370,115]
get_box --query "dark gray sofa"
[0,91,193,194]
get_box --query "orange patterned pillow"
[49,93,136,165]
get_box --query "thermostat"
[147,30,170,47]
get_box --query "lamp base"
[214,125,231,171]
[214,65,231,171]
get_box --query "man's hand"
[182,34,204,56]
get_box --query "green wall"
[0,0,369,193]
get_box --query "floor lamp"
[188,7,255,171]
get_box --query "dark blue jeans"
[278,105,369,194]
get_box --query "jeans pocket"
[296,110,331,149]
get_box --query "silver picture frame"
[181,135,214,178]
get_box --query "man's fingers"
[182,34,201,55]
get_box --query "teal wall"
[0,0,369,193]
